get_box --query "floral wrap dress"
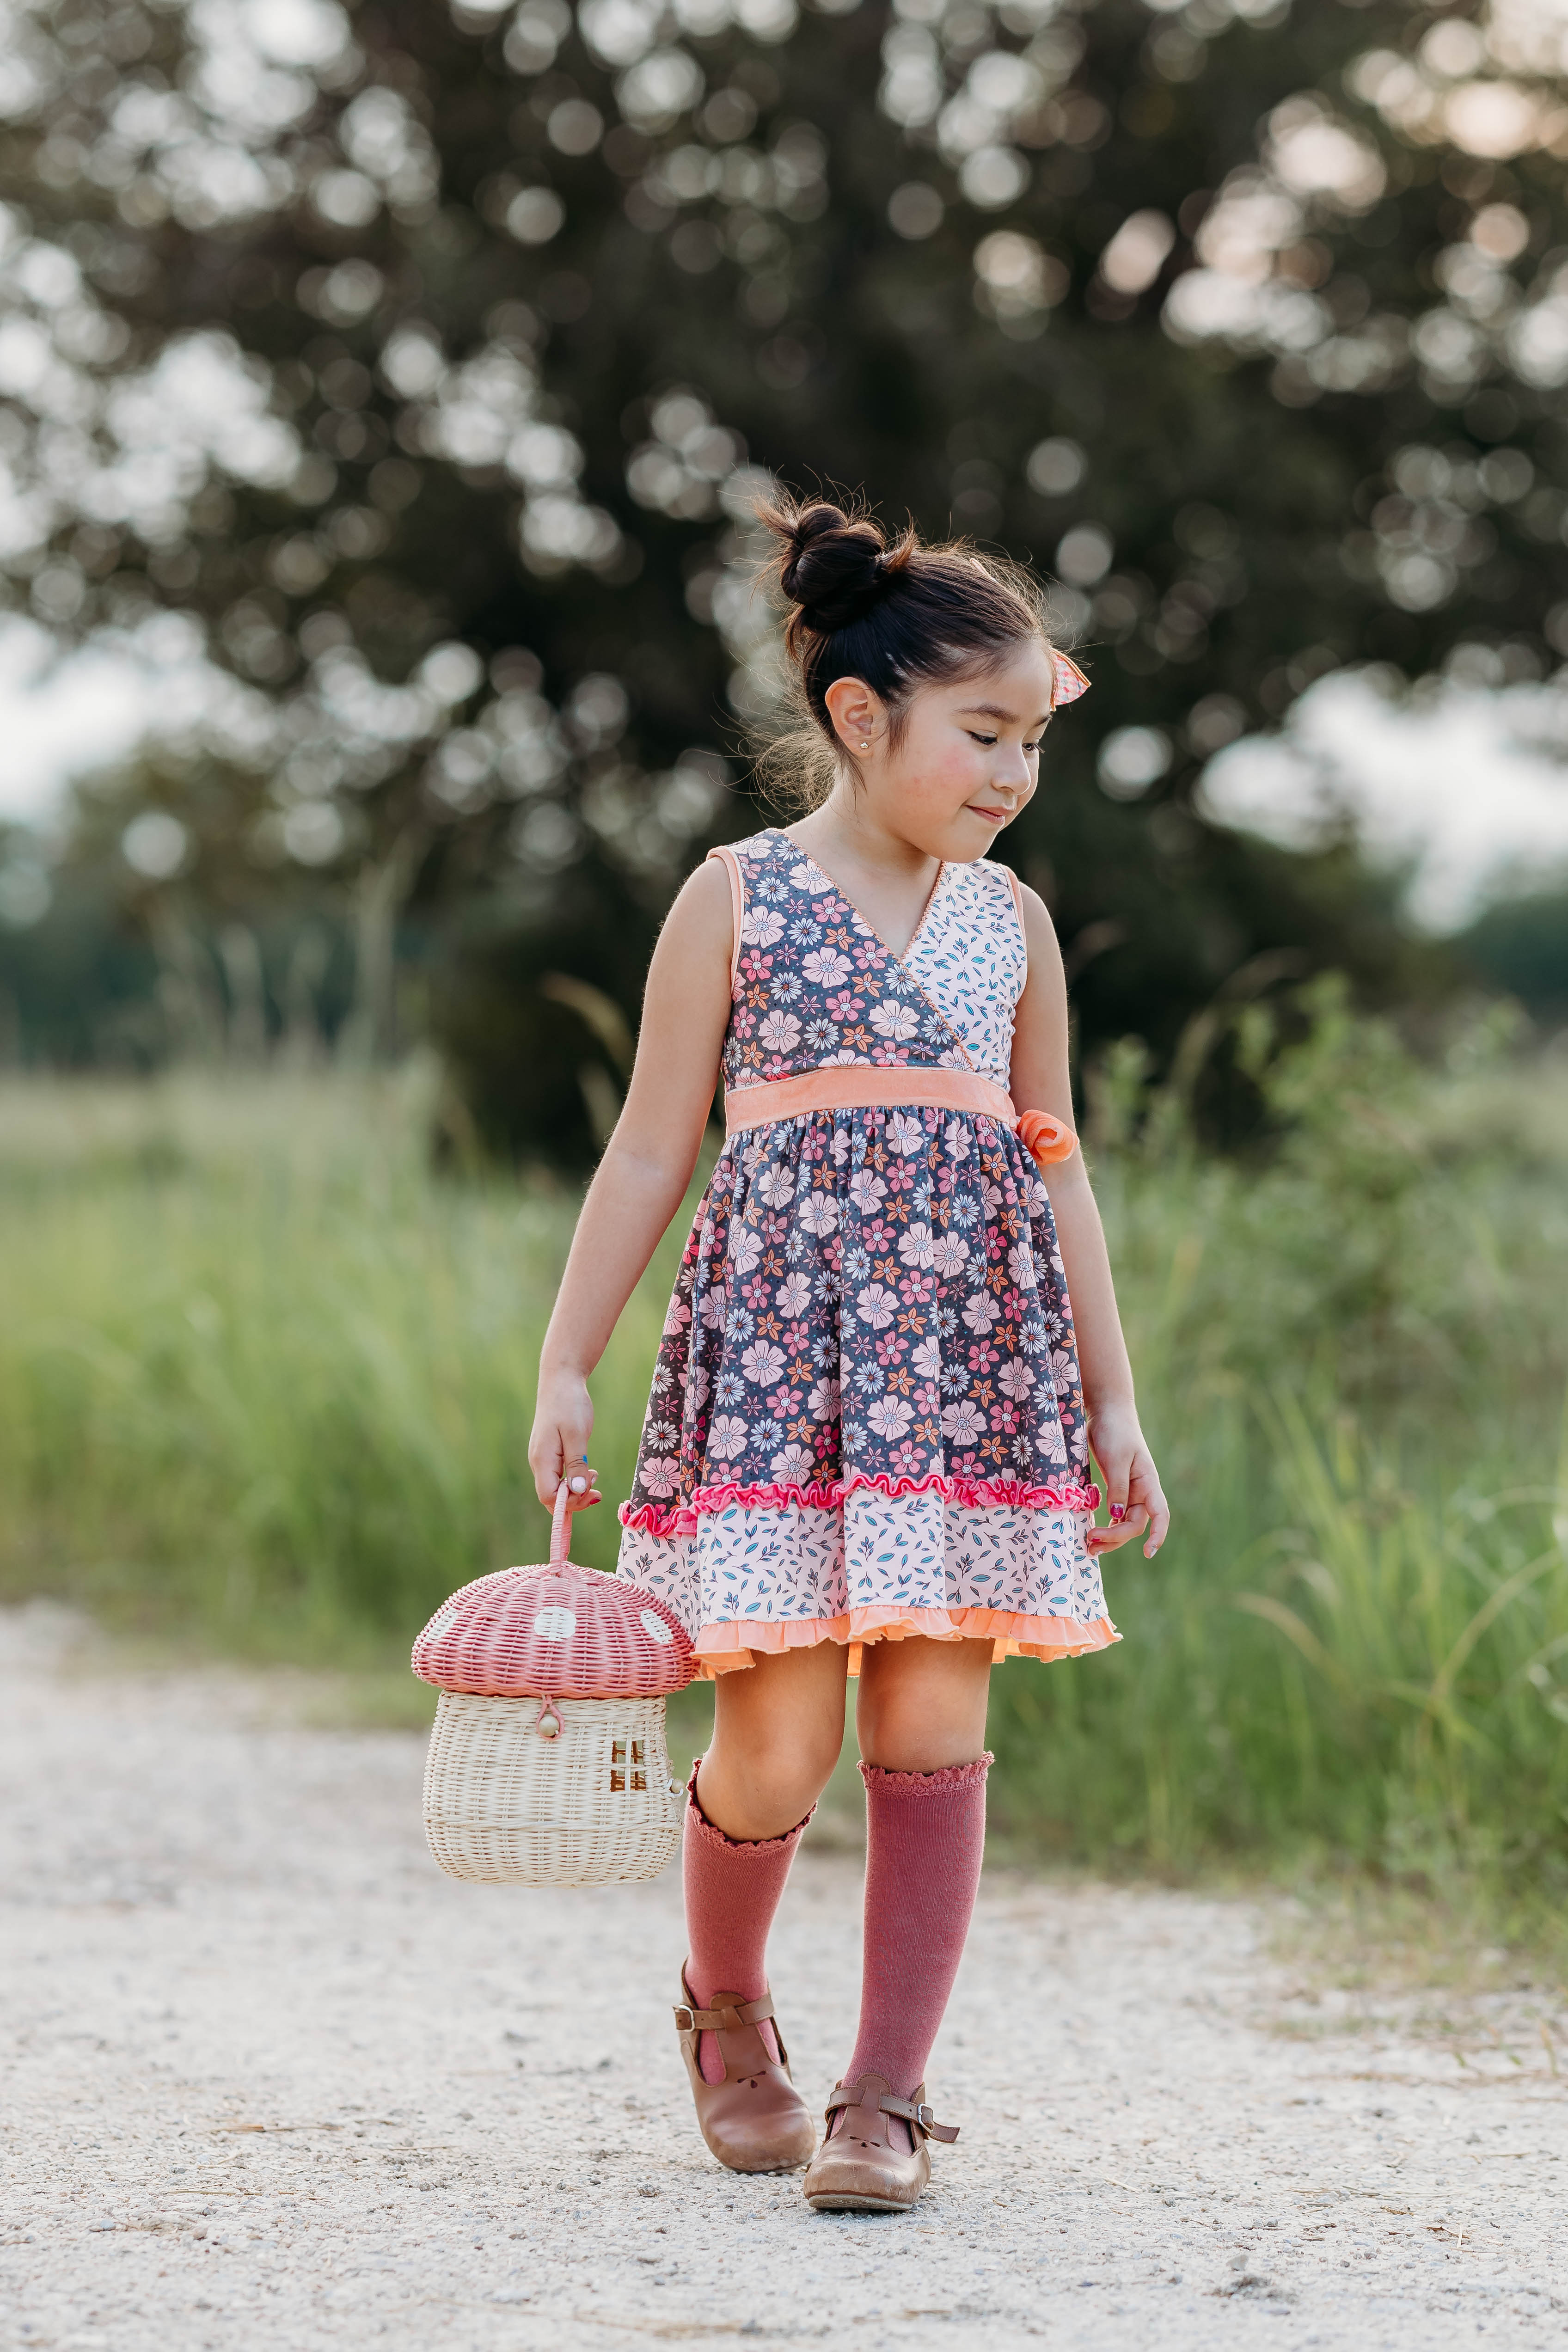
[616,827,1117,1678]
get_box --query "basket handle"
[549,1478,574,1567]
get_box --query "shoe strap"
[673,1992,776,2035]
[822,2078,960,2145]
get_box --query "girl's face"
[843,638,1058,863]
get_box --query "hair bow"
[1050,651,1091,710]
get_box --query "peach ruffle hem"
[691,1603,1121,1679]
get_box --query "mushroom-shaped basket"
[412,1486,697,1886]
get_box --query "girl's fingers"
[1084,1435,1169,1558]
[1087,1443,1130,1552]
[530,1433,597,1510]
[1085,1504,1148,1555]
[1094,1452,1131,1522]
[1128,1459,1170,1557]
[561,1449,601,1507]
[537,1479,601,1509]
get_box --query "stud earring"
[859,738,870,750]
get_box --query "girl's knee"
[857,1638,992,1771]
[718,1719,840,1807]
[696,1756,833,1841]
[700,1671,845,1835]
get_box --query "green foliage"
[1,990,1565,1894]
[988,984,1568,1885]
[1460,889,1568,1021]
[5,0,1557,1117]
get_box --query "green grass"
[2,989,1566,1903]
[0,1061,671,1650]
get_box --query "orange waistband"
[725,1066,1017,1135]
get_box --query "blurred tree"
[1,0,1564,1132]
[0,833,162,1067]
[1459,887,1568,1017]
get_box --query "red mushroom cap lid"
[411,1488,696,1698]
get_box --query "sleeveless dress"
[615,827,1117,1678]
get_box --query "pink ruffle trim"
[690,1604,1120,1679]
[619,1470,1102,1540]
[859,1755,993,1795]
[685,1759,815,1851]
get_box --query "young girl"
[528,497,1168,2215]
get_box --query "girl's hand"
[527,1370,602,1513]
[1084,1403,1169,1559]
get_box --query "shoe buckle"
[673,2004,695,2030]
[916,2103,934,2129]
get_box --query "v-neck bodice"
[713,828,1027,1092]
[778,832,951,965]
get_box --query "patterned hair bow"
[1050,650,1091,710]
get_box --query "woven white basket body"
[423,1690,682,1886]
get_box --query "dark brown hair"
[754,493,1057,807]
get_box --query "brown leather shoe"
[801,2073,959,2213]
[674,1972,817,2174]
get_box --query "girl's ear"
[823,674,886,755]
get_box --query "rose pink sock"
[683,1761,812,2086]
[841,1756,992,2143]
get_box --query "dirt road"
[2,1602,1564,2351]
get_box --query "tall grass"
[2,993,1565,1892]
[0,1062,668,1652]
[985,985,1568,1892]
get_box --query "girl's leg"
[683,1642,848,2091]
[841,1636,994,2145]
[856,1632,992,1775]
[698,1638,849,1840]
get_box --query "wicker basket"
[412,1485,697,1887]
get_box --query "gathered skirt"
[616,1103,1117,1678]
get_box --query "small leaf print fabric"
[616,830,1116,1677]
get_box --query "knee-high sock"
[682,1760,811,2085]
[844,1756,991,2113]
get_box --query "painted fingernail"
[1110,1505,1125,1522]
[569,1476,587,1493]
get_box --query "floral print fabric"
[616,829,1113,1673]
[619,1490,1115,1678]
[724,833,1004,1089]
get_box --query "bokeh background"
[1,0,1566,1911]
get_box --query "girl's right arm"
[527,858,735,1508]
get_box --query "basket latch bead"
[534,1697,564,1740]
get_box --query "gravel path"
[3,1601,1565,2352]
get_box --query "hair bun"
[768,500,891,631]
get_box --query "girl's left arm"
[1008,882,1168,1558]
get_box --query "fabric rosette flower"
[1015,1108,1078,1169]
